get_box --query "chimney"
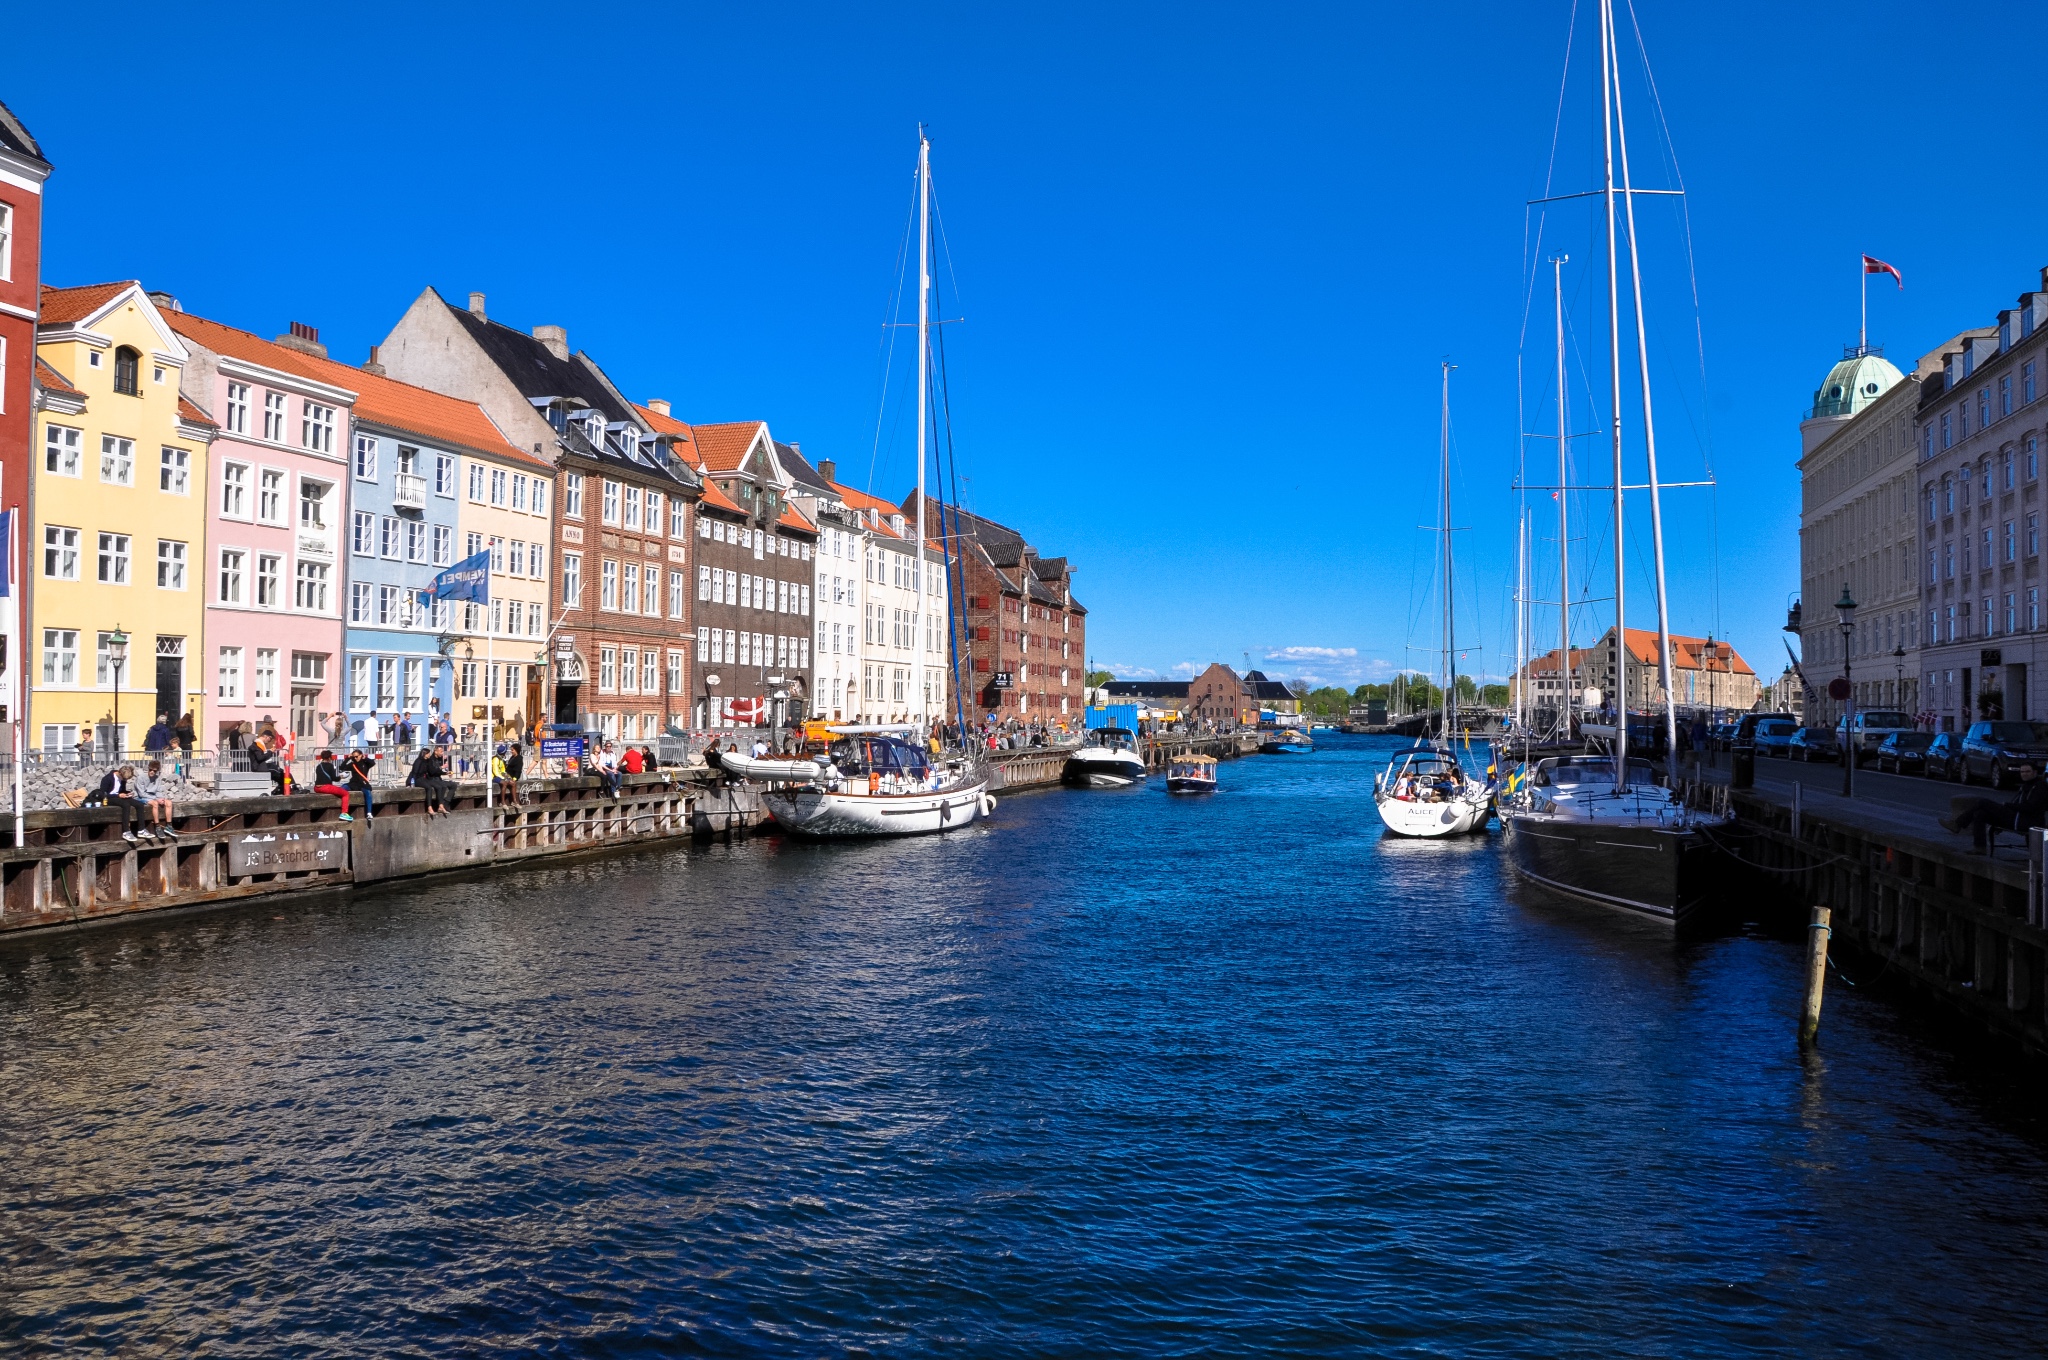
[533,324,569,360]
[646,398,671,416]
[818,459,836,482]
[274,321,327,359]
[468,291,487,319]
[362,344,386,377]
[146,290,181,313]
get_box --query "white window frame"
[43,423,81,477]
[221,460,251,518]
[100,434,134,486]
[159,445,189,495]
[225,381,249,434]
[218,646,244,703]
[218,547,246,604]
[97,532,131,585]
[156,539,187,590]
[43,525,79,580]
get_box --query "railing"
[391,471,427,510]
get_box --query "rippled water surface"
[5,735,2048,1356]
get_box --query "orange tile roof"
[696,473,744,516]
[39,281,135,326]
[777,503,816,534]
[177,394,218,428]
[33,356,78,395]
[1609,627,1755,676]
[632,402,695,444]
[826,479,911,540]
[165,310,547,471]
[692,421,767,473]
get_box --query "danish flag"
[1863,254,1903,288]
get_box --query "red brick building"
[904,494,1086,727]
[0,101,50,729]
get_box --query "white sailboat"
[1374,363,1493,838]
[762,131,991,839]
[1498,0,1728,921]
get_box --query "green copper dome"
[1808,349,1904,420]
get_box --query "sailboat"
[764,130,993,838]
[1498,0,1728,920]
[1373,363,1493,838]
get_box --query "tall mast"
[1553,252,1570,739]
[915,128,930,731]
[1600,0,1627,787]
[1516,510,1528,734]
[1611,14,1680,759]
[1441,361,1456,745]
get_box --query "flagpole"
[10,509,21,849]
[486,578,494,811]
[1861,254,1868,353]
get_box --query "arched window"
[113,345,141,396]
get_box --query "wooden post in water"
[1799,904,1832,1047]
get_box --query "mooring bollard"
[1799,904,1832,1047]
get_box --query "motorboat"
[1165,754,1217,793]
[1257,725,1314,754]
[763,726,993,837]
[1373,744,1491,837]
[1498,754,1726,922]
[1062,726,1148,787]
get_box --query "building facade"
[1557,627,1760,716]
[32,283,214,753]
[1796,342,1928,726]
[777,448,863,724]
[830,478,947,726]
[691,422,816,729]
[0,102,50,737]
[447,421,555,739]
[1913,272,2048,729]
[166,309,349,745]
[1188,663,1258,728]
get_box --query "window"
[646,491,664,536]
[532,481,547,518]
[225,382,249,434]
[377,658,396,709]
[505,600,524,636]
[219,549,245,604]
[671,499,686,538]
[42,628,79,686]
[644,567,661,616]
[695,626,709,662]
[698,565,711,600]
[528,541,544,579]
[2027,361,2038,407]
[467,462,486,501]
[488,535,504,572]
[259,468,285,523]
[512,473,528,512]
[350,656,371,709]
[350,582,372,623]
[0,202,10,280]
[100,435,134,485]
[458,661,477,699]
[602,479,620,525]
[299,479,330,529]
[377,584,400,625]
[563,553,582,607]
[218,646,244,702]
[43,525,79,579]
[303,401,336,453]
[2030,514,2039,557]
[599,646,617,692]
[698,515,712,540]
[157,540,187,590]
[254,648,279,704]
[1942,412,1953,450]
[295,561,331,612]
[624,485,641,530]
[113,346,141,396]
[2002,376,2014,418]
[508,541,525,576]
[406,521,427,563]
[602,559,618,610]
[432,525,452,566]
[44,423,81,476]
[97,532,130,585]
[352,511,375,555]
[2006,521,2016,562]
[158,445,190,495]
[623,562,641,610]
[256,554,282,608]
[222,461,250,517]
[669,570,685,618]
[490,468,507,506]
[380,515,401,559]
[435,453,455,496]
[620,647,639,694]
[264,391,286,442]
[642,649,658,693]
[527,605,542,638]
[355,434,378,480]
[564,471,583,518]
[2034,588,2041,632]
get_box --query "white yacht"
[762,727,992,837]
[1062,727,1148,788]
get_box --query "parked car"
[1731,712,1798,746]
[1753,719,1799,757]
[1835,709,1917,766]
[1923,731,1968,781]
[1875,730,1934,774]
[1958,720,2048,787]
[1789,726,1841,762]
[1710,722,1738,751]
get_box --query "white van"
[1835,709,1916,766]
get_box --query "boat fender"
[940,799,952,823]
[981,793,997,818]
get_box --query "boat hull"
[1166,776,1216,794]
[1374,792,1490,837]
[1500,812,1722,923]
[1061,752,1148,788]
[766,781,992,837]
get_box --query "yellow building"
[32,283,215,754]
[451,443,556,733]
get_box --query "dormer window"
[621,428,640,460]
[113,346,141,396]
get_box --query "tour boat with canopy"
[1165,753,1218,793]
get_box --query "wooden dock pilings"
[1729,787,2048,1055]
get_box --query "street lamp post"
[1837,586,1858,797]
[106,626,129,759]
[1893,645,1907,720]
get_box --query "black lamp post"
[1893,645,1907,720]
[1837,585,1857,797]
[107,626,129,758]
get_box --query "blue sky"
[13,2,2041,690]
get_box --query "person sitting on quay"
[490,743,517,805]
[343,748,377,822]
[134,760,177,838]
[311,750,355,821]
[1940,760,2048,853]
[99,765,150,842]
[411,744,452,817]
[595,741,623,798]
[245,734,287,795]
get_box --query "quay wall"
[1731,788,2048,1056]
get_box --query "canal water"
[4,734,2048,1356]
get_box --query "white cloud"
[1264,645,1359,662]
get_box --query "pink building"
[166,307,349,745]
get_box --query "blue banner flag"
[0,510,12,598]
[416,549,490,612]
